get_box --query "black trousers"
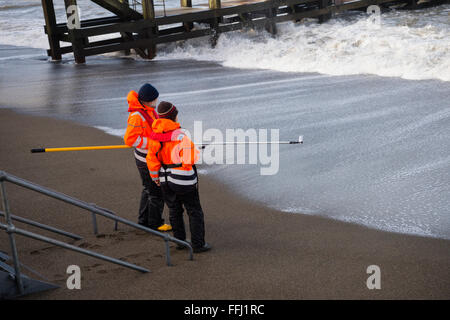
[161,183,206,249]
[136,159,164,229]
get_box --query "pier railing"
[0,170,193,298]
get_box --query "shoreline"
[3,105,446,241]
[1,108,449,299]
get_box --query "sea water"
[0,1,449,239]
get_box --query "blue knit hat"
[138,83,159,102]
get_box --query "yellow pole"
[31,145,132,153]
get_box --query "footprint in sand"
[107,231,127,238]
[29,245,57,255]
[84,263,103,271]
[78,242,102,250]
[124,252,145,259]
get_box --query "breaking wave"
[1,1,448,81]
[158,5,450,81]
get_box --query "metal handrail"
[0,170,193,295]
[0,210,82,240]
[0,221,150,272]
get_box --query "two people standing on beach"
[124,84,172,232]
[124,84,210,253]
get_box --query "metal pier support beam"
[64,0,86,63]
[318,0,332,23]
[208,0,221,48]
[41,0,62,60]
[181,0,194,31]
[119,0,132,56]
[209,18,219,47]
[142,0,157,59]
[265,3,277,36]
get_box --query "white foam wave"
[0,0,116,49]
[158,5,450,81]
[1,2,448,81]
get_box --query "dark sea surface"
[0,1,449,239]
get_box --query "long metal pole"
[30,136,303,153]
[201,141,303,145]
[0,181,24,294]
[0,222,149,273]
[0,210,82,240]
[200,137,303,149]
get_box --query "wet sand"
[0,108,449,299]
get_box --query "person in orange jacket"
[147,101,211,253]
[124,83,173,232]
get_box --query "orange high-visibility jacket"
[124,90,173,163]
[147,118,200,188]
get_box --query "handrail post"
[89,203,99,235]
[0,180,24,294]
[164,239,172,266]
[91,212,99,235]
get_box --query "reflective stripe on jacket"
[124,91,154,156]
[147,118,199,189]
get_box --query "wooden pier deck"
[41,0,441,63]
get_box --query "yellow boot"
[157,224,172,232]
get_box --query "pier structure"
[41,0,442,63]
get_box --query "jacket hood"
[152,118,181,133]
[127,90,155,111]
